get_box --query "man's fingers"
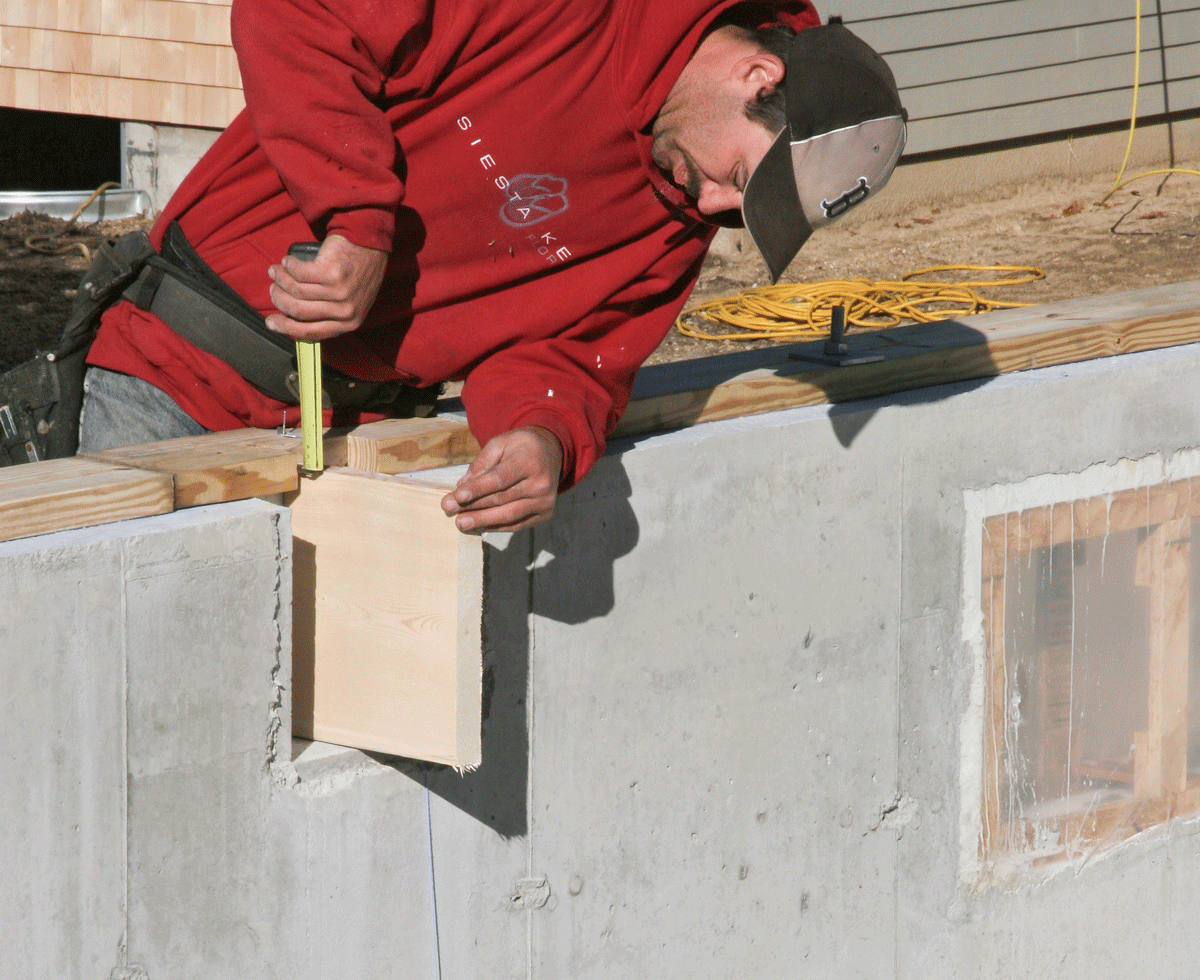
[444,443,538,512]
[439,426,562,533]
[265,234,388,339]
[267,282,357,323]
[264,312,353,341]
[448,480,540,517]
[452,497,550,534]
[445,455,555,513]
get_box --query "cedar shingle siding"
[0,0,242,128]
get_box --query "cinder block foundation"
[6,343,1200,978]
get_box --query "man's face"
[651,30,783,218]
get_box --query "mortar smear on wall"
[960,448,1200,888]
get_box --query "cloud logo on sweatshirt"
[500,174,569,227]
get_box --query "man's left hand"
[441,426,563,534]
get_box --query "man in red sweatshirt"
[80,0,904,532]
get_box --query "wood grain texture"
[342,416,480,474]
[0,457,173,542]
[84,428,313,507]
[980,478,1200,573]
[1135,517,1192,797]
[79,416,483,509]
[980,563,1007,859]
[1004,780,1200,860]
[286,468,482,767]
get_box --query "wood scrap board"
[285,468,482,768]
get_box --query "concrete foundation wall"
[7,341,1200,976]
[121,122,221,217]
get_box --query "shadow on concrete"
[529,458,639,625]
[374,321,1003,828]
[381,460,639,835]
[385,531,533,838]
[626,317,1001,450]
[290,537,317,734]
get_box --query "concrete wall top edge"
[608,341,1200,460]
[0,497,288,557]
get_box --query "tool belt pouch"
[0,230,156,466]
[131,222,441,417]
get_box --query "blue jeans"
[77,367,209,453]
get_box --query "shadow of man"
[619,316,1003,450]
[393,458,638,837]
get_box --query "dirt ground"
[0,211,151,373]
[1,169,1198,376]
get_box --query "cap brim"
[742,115,906,283]
[741,129,813,284]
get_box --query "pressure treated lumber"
[286,468,483,767]
[85,418,478,508]
[85,428,317,507]
[342,416,480,473]
[0,457,173,542]
[614,279,1200,438]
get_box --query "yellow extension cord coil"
[677,265,1045,341]
[677,0,1197,345]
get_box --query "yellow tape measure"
[288,242,323,476]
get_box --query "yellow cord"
[676,265,1044,341]
[1101,0,1200,200]
[1108,0,1143,197]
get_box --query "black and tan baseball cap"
[742,20,907,282]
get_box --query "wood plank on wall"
[85,428,310,507]
[1,0,240,126]
[841,1,1135,46]
[286,468,483,767]
[902,52,1157,121]
[0,457,173,541]
[614,281,1200,439]
[883,20,1152,90]
[904,86,1166,156]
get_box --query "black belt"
[122,221,438,416]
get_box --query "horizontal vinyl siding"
[829,0,1200,155]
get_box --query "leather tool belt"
[0,221,437,466]
[125,221,438,416]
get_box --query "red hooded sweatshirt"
[88,0,819,487]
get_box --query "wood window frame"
[980,477,1200,864]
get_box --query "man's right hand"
[266,233,387,341]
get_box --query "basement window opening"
[980,478,1200,865]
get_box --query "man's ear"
[731,51,785,97]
